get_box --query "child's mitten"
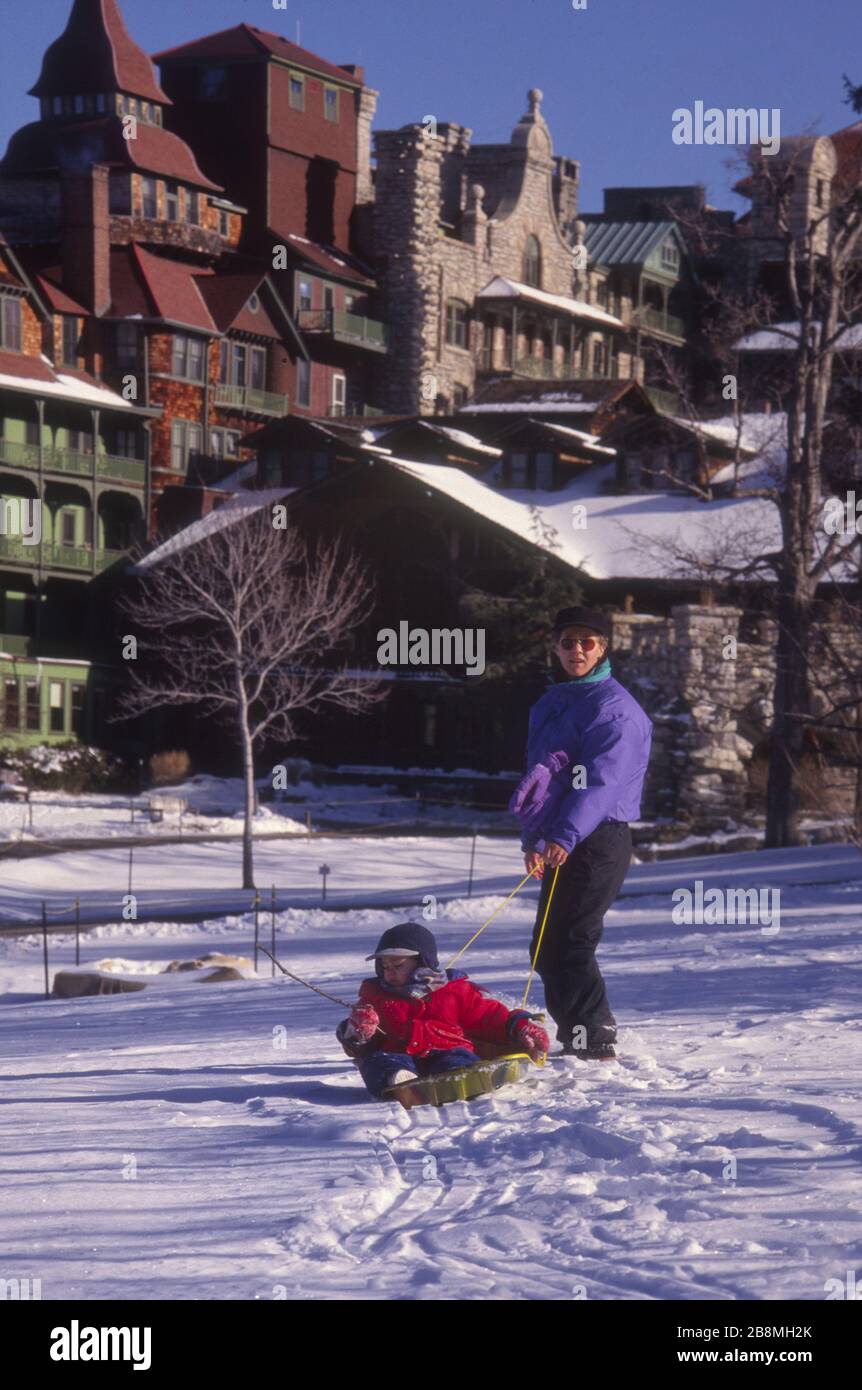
[343,1004,379,1042]
[513,1019,550,1060]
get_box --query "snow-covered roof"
[379,455,785,581]
[735,322,862,352]
[476,276,624,329]
[670,412,789,487]
[539,421,617,457]
[136,489,294,571]
[435,425,502,457]
[0,369,142,411]
[460,398,597,415]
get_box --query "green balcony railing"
[0,538,126,573]
[513,356,570,380]
[214,384,290,416]
[634,307,686,339]
[0,440,145,486]
[298,309,388,351]
[0,439,41,469]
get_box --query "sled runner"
[382,1050,543,1110]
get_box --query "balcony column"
[511,304,518,369]
[91,408,100,575]
[551,318,559,376]
[569,321,575,376]
[36,398,45,585]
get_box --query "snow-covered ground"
[1,833,861,1301]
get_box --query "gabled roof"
[115,246,217,332]
[582,220,684,268]
[372,419,502,461]
[153,24,363,89]
[279,233,376,287]
[0,349,155,413]
[29,0,169,105]
[0,117,221,191]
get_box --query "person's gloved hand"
[509,750,570,817]
[343,1004,379,1042]
[514,1019,550,1060]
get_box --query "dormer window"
[523,235,542,288]
[141,177,158,219]
[165,182,180,222]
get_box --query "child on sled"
[336,922,549,1098]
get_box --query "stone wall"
[610,603,858,830]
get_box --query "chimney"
[60,164,111,317]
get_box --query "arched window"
[523,235,542,288]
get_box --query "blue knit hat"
[365,922,439,971]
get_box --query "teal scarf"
[569,657,612,685]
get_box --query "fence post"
[75,896,81,967]
[41,901,50,1000]
[270,885,276,978]
[319,863,330,904]
[467,831,477,898]
[306,809,312,838]
[253,889,261,972]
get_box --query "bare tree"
[639,127,862,847]
[117,507,384,888]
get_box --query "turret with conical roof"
[28,0,170,106]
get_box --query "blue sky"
[1,0,861,216]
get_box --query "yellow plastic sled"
[382,1051,545,1110]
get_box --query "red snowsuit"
[342,975,518,1057]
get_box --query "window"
[200,67,227,102]
[331,374,346,415]
[660,241,680,271]
[4,679,20,732]
[595,280,610,309]
[816,179,826,210]
[25,681,40,733]
[141,103,151,124]
[115,321,137,367]
[523,235,542,288]
[247,293,260,314]
[25,421,40,447]
[49,681,65,734]
[289,73,305,111]
[61,316,79,366]
[165,182,179,222]
[171,420,203,473]
[535,452,554,489]
[297,357,311,408]
[61,510,76,546]
[109,174,131,215]
[0,296,22,352]
[96,93,106,113]
[452,384,468,409]
[67,429,93,455]
[249,347,267,391]
[217,208,230,237]
[74,95,85,115]
[115,429,138,458]
[172,334,206,382]
[141,176,158,219]
[232,343,247,385]
[324,87,339,122]
[445,299,468,349]
[298,278,313,312]
[510,453,528,488]
[52,96,62,116]
[185,190,199,225]
[71,684,86,738]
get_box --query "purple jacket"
[511,669,652,854]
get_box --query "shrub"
[0,743,129,792]
[149,750,191,786]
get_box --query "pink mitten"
[344,1004,379,1042]
[514,1019,550,1060]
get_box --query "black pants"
[529,820,632,1046]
